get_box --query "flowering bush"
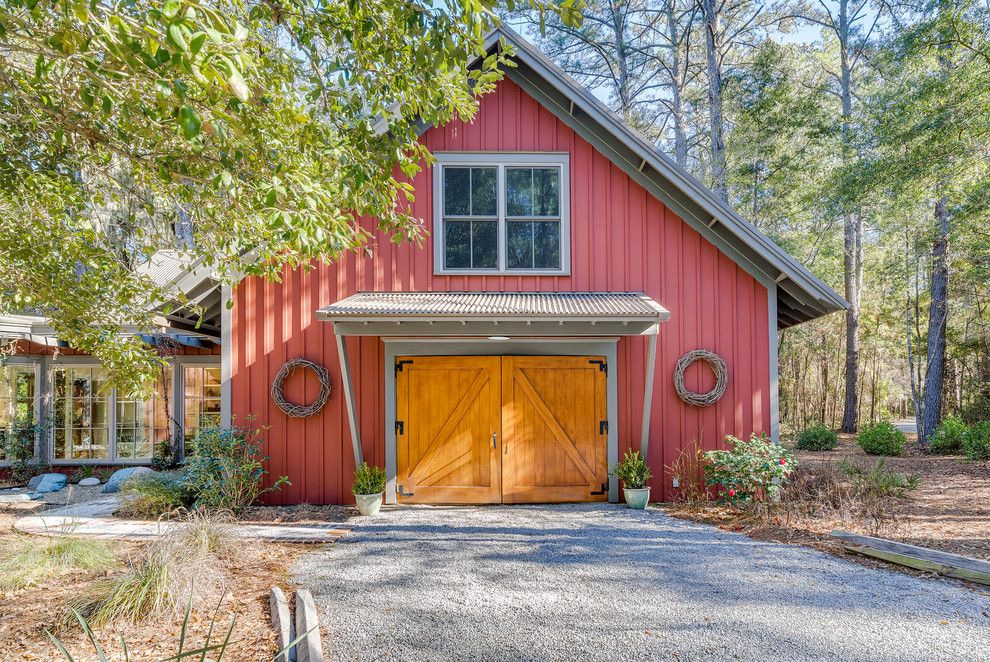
[704,433,796,505]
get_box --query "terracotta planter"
[354,492,383,516]
[623,487,651,509]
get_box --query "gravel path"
[294,504,990,662]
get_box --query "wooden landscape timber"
[832,530,990,586]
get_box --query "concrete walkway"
[14,497,350,544]
[295,504,990,662]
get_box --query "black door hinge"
[599,420,608,435]
[395,359,413,375]
[395,420,404,435]
[591,482,608,495]
[589,359,607,375]
[398,484,415,497]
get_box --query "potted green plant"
[612,449,652,509]
[352,462,387,516]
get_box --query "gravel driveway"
[293,504,990,662]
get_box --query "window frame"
[176,358,222,460]
[432,152,571,276]
[43,355,220,465]
[0,359,42,464]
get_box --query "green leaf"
[162,0,181,19]
[178,105,201,138]
[167,24,187,51]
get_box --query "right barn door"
[500,356,609,503]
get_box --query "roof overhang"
[317,292,669,337]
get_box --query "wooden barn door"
[394,356,501,504]
[500,356,609,503]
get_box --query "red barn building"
[227,28,845,505]
[1,28,844,503]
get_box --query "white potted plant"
[352,462,386,516]
[612,449,653,509]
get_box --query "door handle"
[492,432,497,449]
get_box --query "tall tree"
[0,0,580,391]
[791,0,885,432]
[855,0,990,441]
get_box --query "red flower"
[779,458,786,465]
[728,488,736,497]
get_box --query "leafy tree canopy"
[0,0,582,393]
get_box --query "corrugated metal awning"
[317,291,669,337]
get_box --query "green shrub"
[838,458,920,498]
[962,421,990,461]
[0,535,117,590]
[795,425,838,451]
[704,433,796,504]
[930,416,967,455]
[612,449,652,489]
[118,472,193,519]
[857,422,906,456]
[184,426,289,512]
[352,462,387,495]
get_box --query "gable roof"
[460,27,847,328]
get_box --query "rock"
[102,466,155,493]
[27,473,68,494]
[78,477,101,487]
[0,489,34,503]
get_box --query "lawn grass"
[0,534,117,590]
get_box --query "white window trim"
[48,361,119,464]
[40,356,220,465]
[0,358,42,466]
[432,152,571,276]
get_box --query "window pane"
[507,221,534,269]
[533,168,560,216]
[444,220,470,269]
[472,221,498,269]
[506,168,533,217]
[534,221,561,269]
[471,167,497,216]
[443,167,470,216]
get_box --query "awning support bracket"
[335,331,364,466]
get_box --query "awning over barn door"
[316,291,669,477]
[316,291,669,337]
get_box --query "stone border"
[295,588,324,662]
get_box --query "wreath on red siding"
[271,357,331,418]
[674,349,728,407]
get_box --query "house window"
[0,365,38,461]
[182,365,221,452]
[115,366,172,460]
[52,366,173,461]
[52,367,111,460]
[435,153,570,274]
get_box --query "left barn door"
[394,356,502,504]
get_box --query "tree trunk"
[666,1,689,167]
[610,0,634,121]
[701,0,728,201]
[838,0,862,433]
[920,195,950,444]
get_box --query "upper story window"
[434,153,570,274]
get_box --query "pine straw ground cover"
[662,433,990,571]
[0,508,317,661]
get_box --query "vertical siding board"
[229,78,775,503]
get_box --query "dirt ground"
[0,501,354,661]
[663,432,990,575]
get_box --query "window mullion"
[109,386,117,462]
[498,164,506,272]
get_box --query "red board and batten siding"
[230,78,770,505]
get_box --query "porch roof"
[316,291,669,337]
